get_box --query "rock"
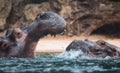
[6,0,32,29]
[5,0,50,29]
[23,2,51,26]
[50,0,120,36]
[1,0,120,37]
[0,0,12,31]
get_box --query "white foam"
[57,49,96,59]
[57,50,117,60]
[57,49,85,59]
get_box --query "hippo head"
[65,39,120,58]
[35,12,66,35]
[0,12,66,58]
[0,28,27,57]
[24,12,66,41]
[0,37,11,57]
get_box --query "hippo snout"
[0,37,11,53]
[35,12,66,35]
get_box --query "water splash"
[57,49,94,59]
[57,50,120,60]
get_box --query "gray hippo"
[58,39,120,59]
[0,12,66,58]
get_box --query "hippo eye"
[17,32,22,38]
[101,42,105,45]
[14,32,22,39]
[17,32,20,36]
[36,12,45,20]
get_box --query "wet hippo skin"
[65,39,120,58]
[0,12,66,58]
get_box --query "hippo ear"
[35,12,45,20]
[5,29,16,42]
[5,29,13,37]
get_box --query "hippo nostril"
[101,42,105,46]
[1,42,9,49]
[0,41,2,45]
[17,32,20,35]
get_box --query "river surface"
[0,54,120,73]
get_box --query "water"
[0,54,120,73]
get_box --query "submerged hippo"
[58,39,120,59]
[0,12,66,58]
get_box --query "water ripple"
[0,54,120,73]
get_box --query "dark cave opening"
[110,0,120,2]
[31,0,49,4]
[91,23,120,38]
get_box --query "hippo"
[0,12,66,58]
[58,39,120,59]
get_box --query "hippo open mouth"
[0,12,66,58]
